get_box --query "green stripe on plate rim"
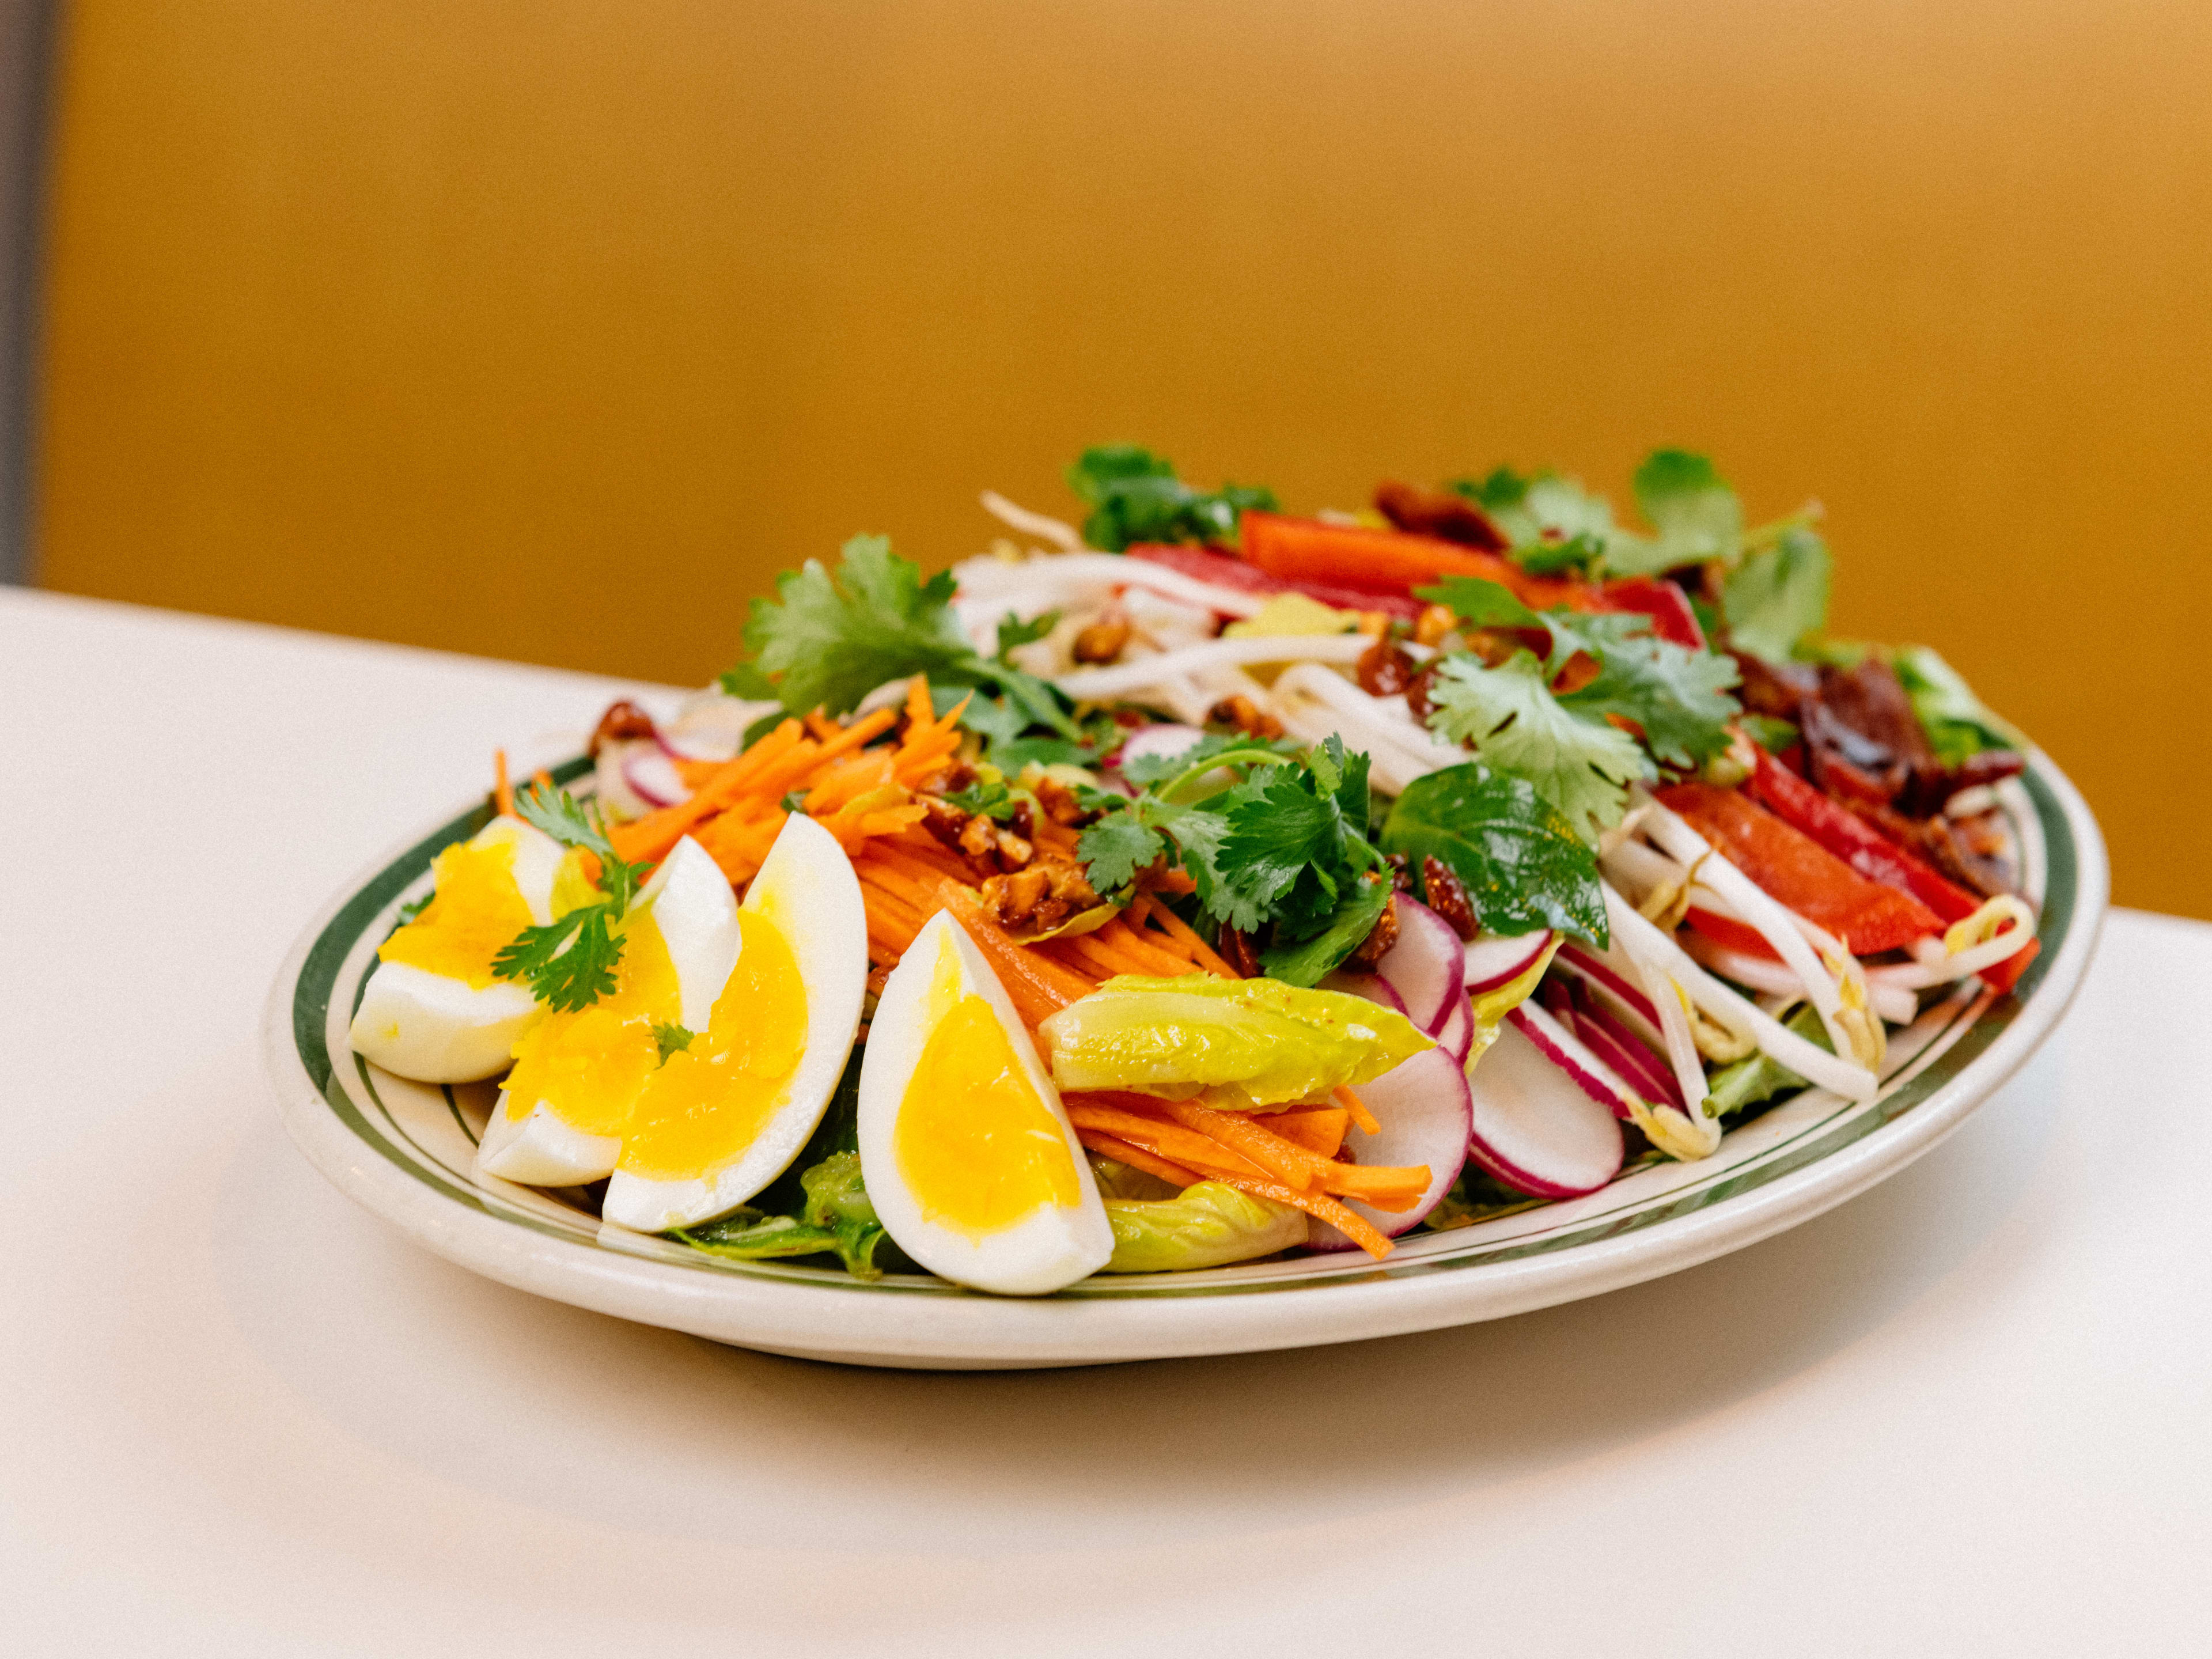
[291,759,2077,1300]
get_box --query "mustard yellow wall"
[36,1,2212,918]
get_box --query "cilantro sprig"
[490,784,653,1013]
[1065,446,1277,551]
[721,535,1078,737]
[1416,576,1743,841]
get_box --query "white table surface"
[5,587,2209,1657]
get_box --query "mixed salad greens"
[357,442,2043,1295]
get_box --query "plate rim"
[262,751,2108,1366]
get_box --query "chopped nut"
[1384,851,1414,893]
[1346,892,1401,969]
[589,699,659,756]
[980,855,1100,937]
[1373,480,1509,551]
[993,828,1034,869]
[1406,664,1440,721]
[1412,604,1456,647]
[1072,610,1132,663]
[957,814,1000,862]
[1420,856,1480,940]
[922,797,972,851]
[1033,773,1089,827]
[1207,695,1284,739]
[1357,637,1417,698]
[1009,798,1036,842]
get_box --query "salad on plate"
[346,445,2041,1296]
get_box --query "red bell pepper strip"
[1684,907,1782,960]
[1124,543,1425,622]
[1238,513,1705,646]
[1654,783,1942,955]
[1746,747,1976,923]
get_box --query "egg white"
[858,911,1113,1296]
[347,815,569,1084]
[599,813,870,1233]
[475,836,741,1188]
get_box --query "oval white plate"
[265,753,2105,1369]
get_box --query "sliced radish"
[623,749,690,809]
[1506,1003,1639,1118]
[1111,724,1208,771]
[1373,896,1465,1034]
[1467,1020,1627,1198]
[1464,930,1555,993]
[1566,987,1682,1108]
[1552,940,1664,1037]
[1306,1047,1472,1247]
[1434,993,1474,1064]
[1319,970,1411,1018]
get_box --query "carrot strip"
[853,856,941,914]
[1261,1107,1349,1160]
[1074,1128,1202,1189]
[531,768,552,790]
[494,749,514,819]
[1158,1097,1426,1205]
[1334,1085,1381,1137]
[1093,918,1199,978]
[1127,892,1238,978]
[1063,1103,1275,1180]
[1211,1172,1394,1259]
[804,711,842,741]
[939,882,1097,1006]
[610,719,806,863]
[1042,933,1124,982]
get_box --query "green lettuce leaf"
[1094,1179,1309,1272]
[1891,645,2022,767]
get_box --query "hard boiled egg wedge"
[349,815,592,1083]
[859,911,1112,1295]
[475,834,742,1188]
[599,813,870,1232]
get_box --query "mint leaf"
[1631,448,1742,570]
[1424,652,1649,842]
[1381,764,1607,942]
[1724,525,1831,661]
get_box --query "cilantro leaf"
[1065,445,1277,551]
[1416,575,1544,631]
[1381,763,1608,943]
[1118,729,1298,792]
[1423,652,1650,842]
[725,535,1078,736]
[1075,809,1171,896]
[1551,612,1741,770]
[493,904,624,1013]
[993,609,1060,662]
[513,782,647,912]
[943,779,1018,822]
[1259,875,1392,986]
[1630,448,1743,570]
[654,1022,695,1063]
[1218,770,1353,933]
[1514,530,1607,577]
[1722,525,1831,661]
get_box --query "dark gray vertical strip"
[0,0,55,585]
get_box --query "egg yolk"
[618,909,810,1181]
[895,940,1081,1237]
[379,839,535,988]
[500,910,681,1137]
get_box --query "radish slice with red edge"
[1306,1046,1472,1247]
[623,748,690,809]
[1466,1020,1627,1198]
[1552,940,1665,1044]
[1567,991,1682,1108]
[1464,930,1554,993]
[1319,970,1411,1018]
[1111,724,1208,771]
[1372,896,1465,1034]
[1434,993,1474,1064]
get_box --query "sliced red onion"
[1464,930,1555,993]
[1372,896,1465,1035]
[623,749,690,809]
[1466,1020,1626,1199]
[1306,1047,1472,1247]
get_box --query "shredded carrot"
[1157,1097,1427,1207]
[1092,916,1200,978]
[804,710,842,741]
[1063,1101,1275,1181]
[1074,1128,1202,1189]
[1334,1085,1381,1137]
[1210,1172,1395,1259]
[938,881,1097,1006]
[1040,931,1125,982]
[1260,1107,1350,1160]
[493,749,514,819]
[1127,891,1238,978]
[531,768,552,790]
